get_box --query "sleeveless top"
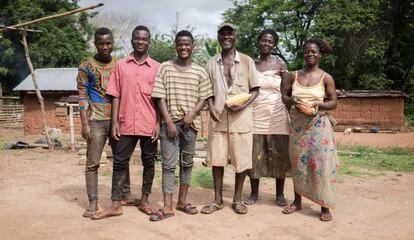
[252,70,289,135]
[292,71,326,105]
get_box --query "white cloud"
[78,0,233,37]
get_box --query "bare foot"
[121,195,140,206]
[92,205,122,220]
[320,207,333,221]
[244,193,258,205]
[275,195,288,206]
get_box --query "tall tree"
[0,0,93,94]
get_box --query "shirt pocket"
[140,77,154,96]
[233,71,248,93]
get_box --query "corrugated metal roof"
[13,68,78,91]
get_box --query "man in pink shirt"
[93,25,160,220]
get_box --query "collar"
[215,50,241,63]
[126,53,154,67]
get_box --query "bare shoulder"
[275,58,288,70]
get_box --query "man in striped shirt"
[150,30,213,221]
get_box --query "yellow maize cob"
[225,93,252,107]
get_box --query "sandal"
[275,197,288,207]
[138,205,154,215]
[121,196,140,206]
[232,202,248,214]
[82,208,97,218]
[244,197,257,205]
[201,202,224,214]
[320,212,333,222]
[149,209,175,222]
[91,209,123,220]
[176,203,198,215]
[282,204,302,214]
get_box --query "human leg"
[84,120,110,217]
[93,135,138,219]
[138,136,157,214]
[320,206,332,221]
[200,166,224,214]
[282,191,302,214]
[245,178,259,205]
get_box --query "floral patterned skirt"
[289,109,339,209]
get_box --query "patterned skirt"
[289,109,339,209]
[249,134,290,179]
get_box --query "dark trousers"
[111,135,157,201]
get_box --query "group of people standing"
[76,22,339,222]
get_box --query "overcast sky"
[78,0,234,38]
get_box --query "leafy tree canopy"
[0,0,93,93]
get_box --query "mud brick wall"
[23,93,81,135]
[330,97,404,129]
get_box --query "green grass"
[191,167,214,189]
[101,171,112,177]
[338,144,414,176]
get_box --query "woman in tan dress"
[245,29,290,206]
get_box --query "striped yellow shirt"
[151,61,213,130]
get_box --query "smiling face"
[218,27,236,50]
[175,36,193,60]
[94,34,113,59]
[258,33,276,56]
[131,30,150,55]
[303,43,322,67]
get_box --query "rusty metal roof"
[13,68,78,91]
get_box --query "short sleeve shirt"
[151,61,213,130]
[205,51,260,133]
[106,54,160,136]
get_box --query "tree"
[223,0,414,93]
[0,0,93,94]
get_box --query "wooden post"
[69,105,75,152]
[21,28,53,150]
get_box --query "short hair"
[94,27,113,40]
[257,29,279,44]
[304,38,333,55]
[132,25,151,38]
[175,30,194,43]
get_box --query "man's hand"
[81,124,93,143]
[151,124,160,142]
[111,121,121,141]
[166,122,179,139]
[208,107,222,122]
[225,102,248,113]
[182,112,195,129]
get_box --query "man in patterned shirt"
[77,27,138,218]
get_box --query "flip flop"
[275,197,288,207]
[282,204,302,214]
[320,212,333,222]
[82,208,97,218]
[91,210,123,220]
[176,203,198,215]
[138,205,154,215]
[244,197,257,205]
[201,202,224,214]
[121,196,140,206]
[232,202,248,214]
[149,209,175,222]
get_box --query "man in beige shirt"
[201,23,260,215]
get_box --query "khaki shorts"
[206,131,252,173]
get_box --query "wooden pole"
[0,3,104,32]
[69,105,75,152]
[21,28,53,150]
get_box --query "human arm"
[207,97,222,122]
[225,87,260,112]
[76,66,93,142]
[315,73,337,111]
[281,72,301,109]
[151,106,161,142]
[153,98,178,139]
[182,99,206,129]
[111,97,121,141]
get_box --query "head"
[257,29,279,56]
[94,27,114,58]
[217,23,237,51]
[131,25,151,55]
[175,30,194,60]
[303,38,333,67]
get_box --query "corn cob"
[225,93,252,107]
[298,102,316,115]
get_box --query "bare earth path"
[0,129,413,240]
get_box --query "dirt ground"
[0,129,414,240]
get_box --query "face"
[131,30,150,55]
[94,34,113,58]
[175,36,193,60]
[303,43,322,66]
[218,27,236,50]
[258,33,276,55]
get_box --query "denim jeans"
[111,135,157,201]
[160,122,197,194]
[85,120,131,201]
